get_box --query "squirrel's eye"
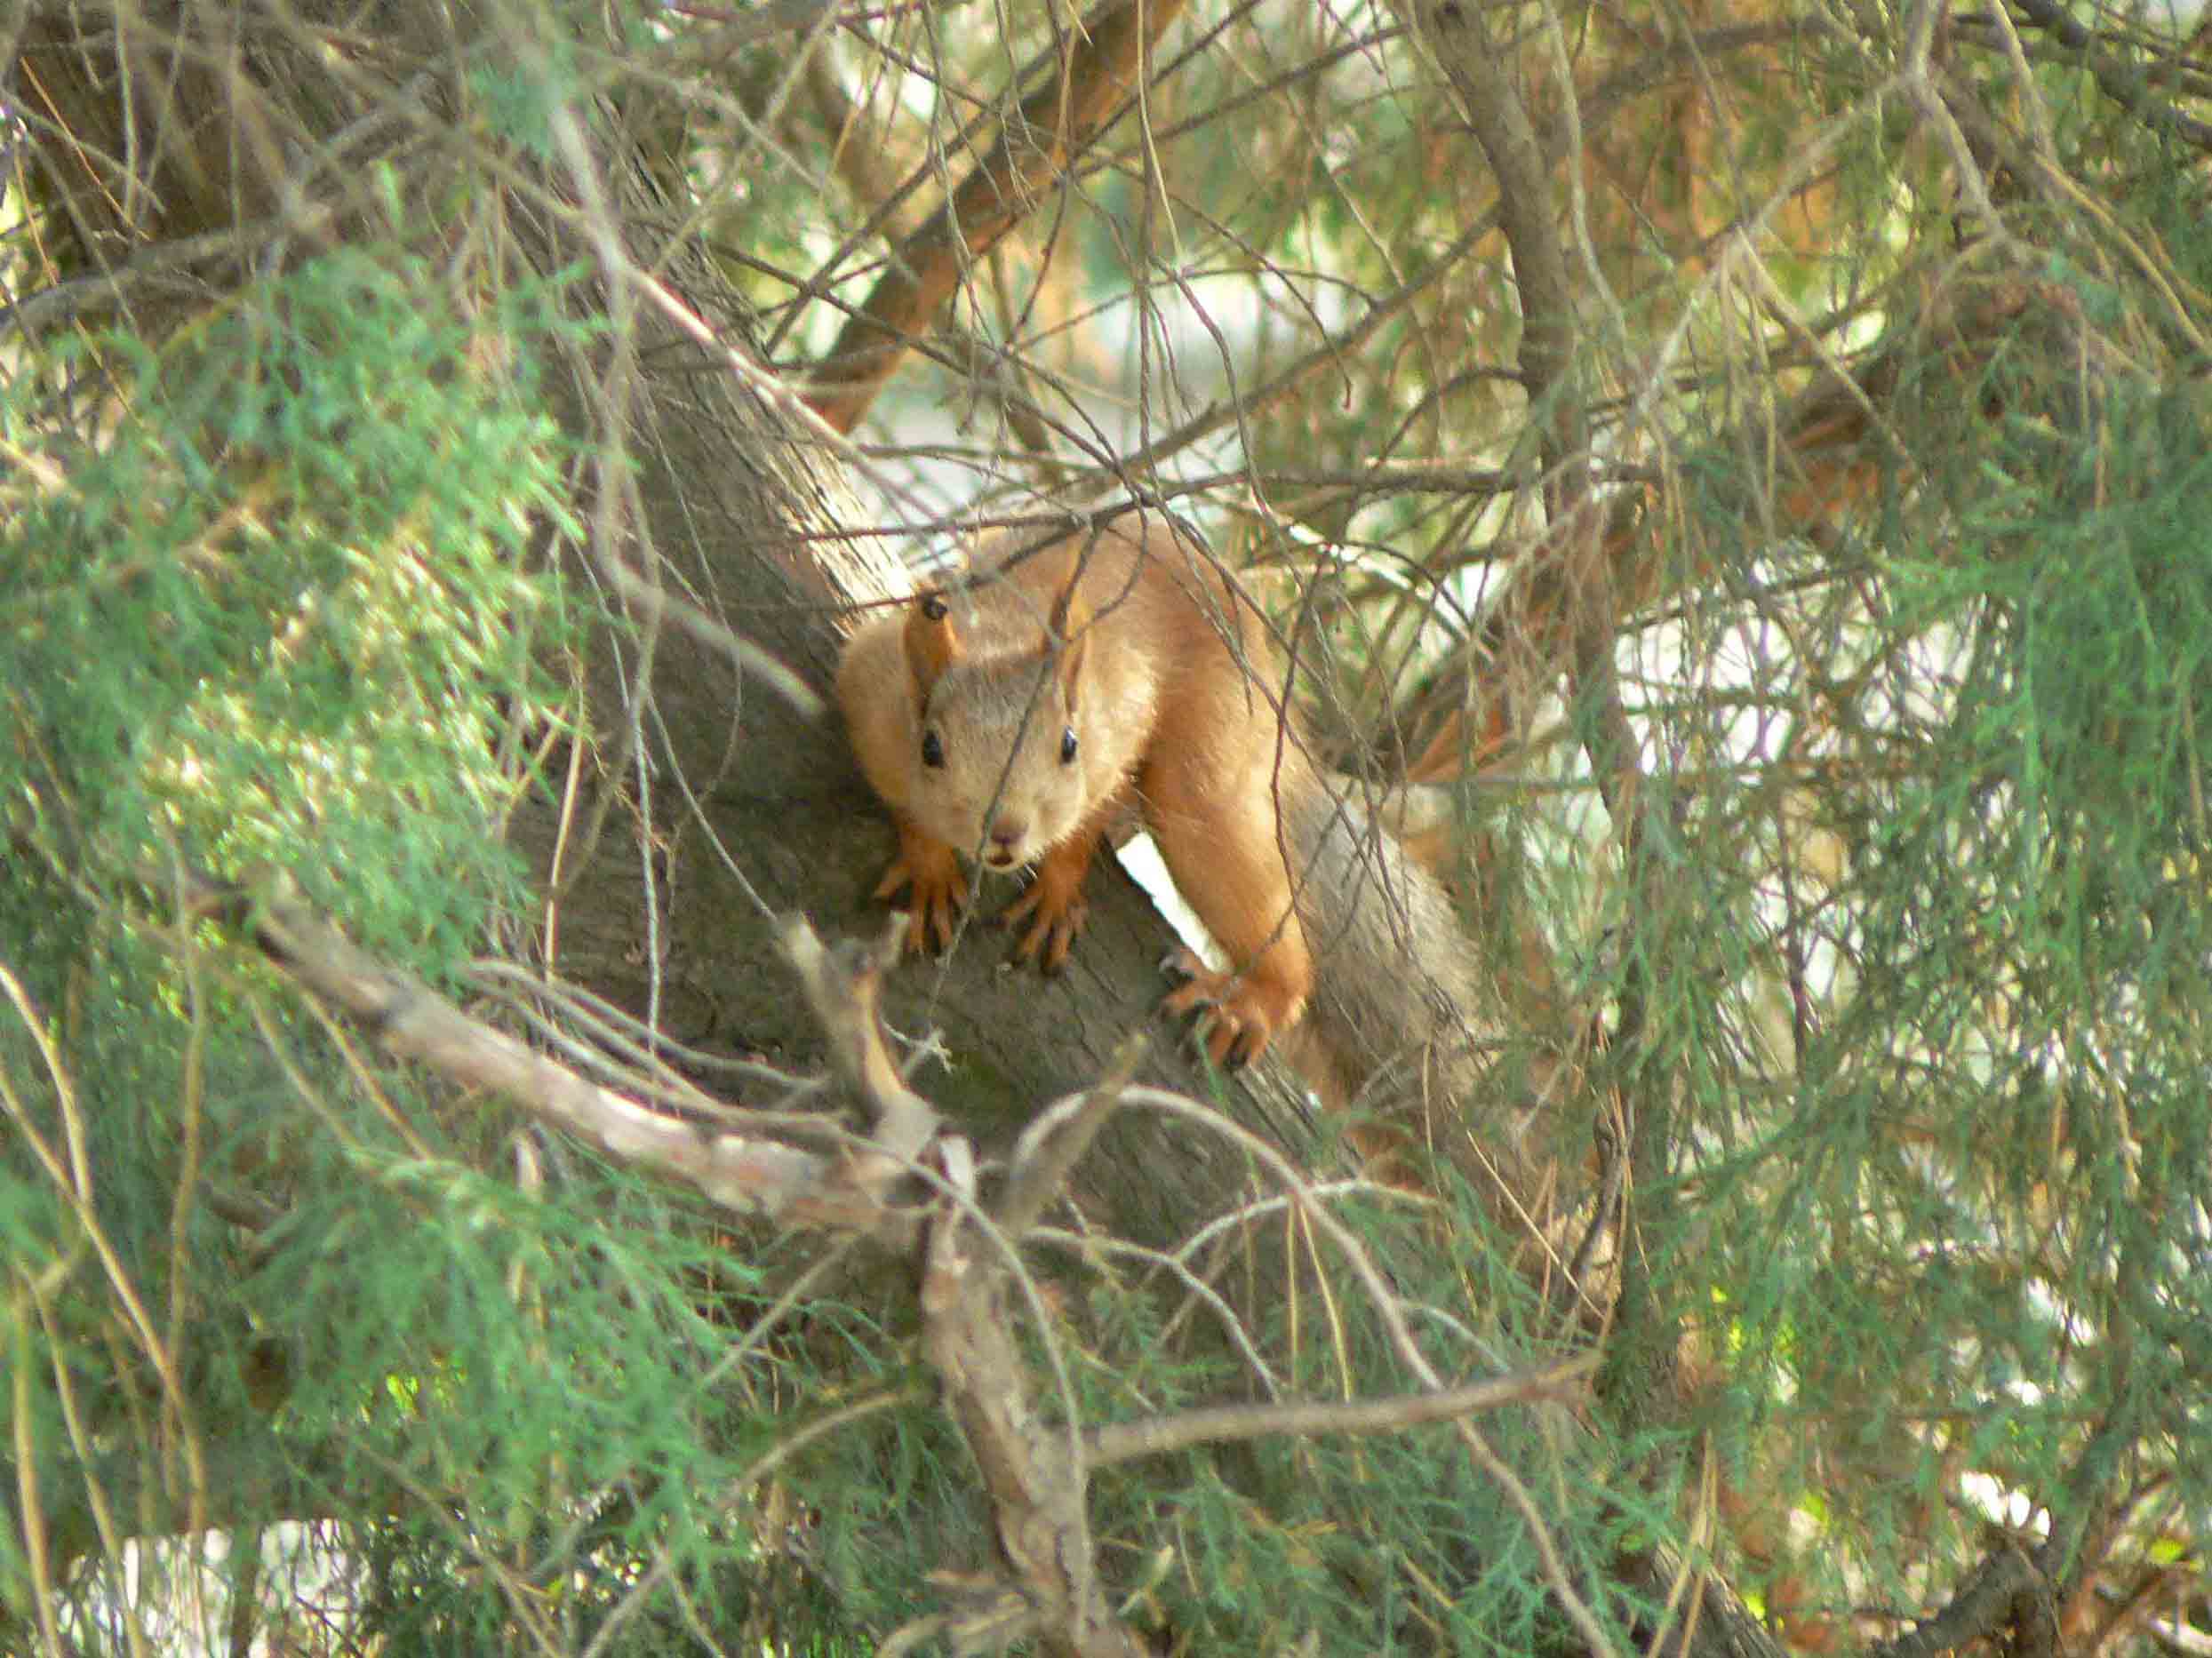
[1059,727,1079,765]
[921,730,946,769]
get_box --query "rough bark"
[10,0,1317,1284]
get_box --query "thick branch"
[1402,1,1585,506]
[1385,0,1664,1399]
[920,1146,1147,1658]
[176,867,915,1240]
[1872,1546,2054,1658]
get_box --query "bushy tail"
[1283,770,1537,1192]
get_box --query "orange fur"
[839,510,1478,1082]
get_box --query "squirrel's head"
[901,584,1096,871]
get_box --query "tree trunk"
[12,0,1316,1247]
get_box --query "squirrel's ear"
[905,590,961,700]
[1049,584,1090,697]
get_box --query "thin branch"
[805,0,1194,433]
[1083,1353,1597,1468]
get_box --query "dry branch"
[919,1144,1146,1658]
[180,862,1146,1648]
[804,0,1192,434]
[172,866,911,1237]
[174,863,1623,1655]
[1082,1352,1596,1469]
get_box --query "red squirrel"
[837,511,1479,1099]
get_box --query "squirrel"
[836,509,1484,1109]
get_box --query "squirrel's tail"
[1282,770,1535,1191]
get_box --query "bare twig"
[780,914,941,1176]
[998,1035,1146,1235]
[804,0,1194,433]
[1083,1353,1596,1468]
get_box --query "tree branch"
[919,1143,1148,1657]
[804,0,1192,433]
[1999,0,2212,149]
[1083,1353,1596,1468]
[173,866,917,1240]
[1872,1545,2054,1658]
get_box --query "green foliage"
[1,247,580,971]
[1639,271,2212,1623]
[9,0,2212,1647]
[0,246,748,1645]
[1066,1216,1662,1655]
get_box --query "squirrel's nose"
[986,819,1027,862]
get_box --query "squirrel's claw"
[874,842,967,955]
[1158,947,1274,1070]
[1000,865,1090,973]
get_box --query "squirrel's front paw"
[874,839,968,955]
[1159,947,1301,1069]
[999,860,1090,974]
